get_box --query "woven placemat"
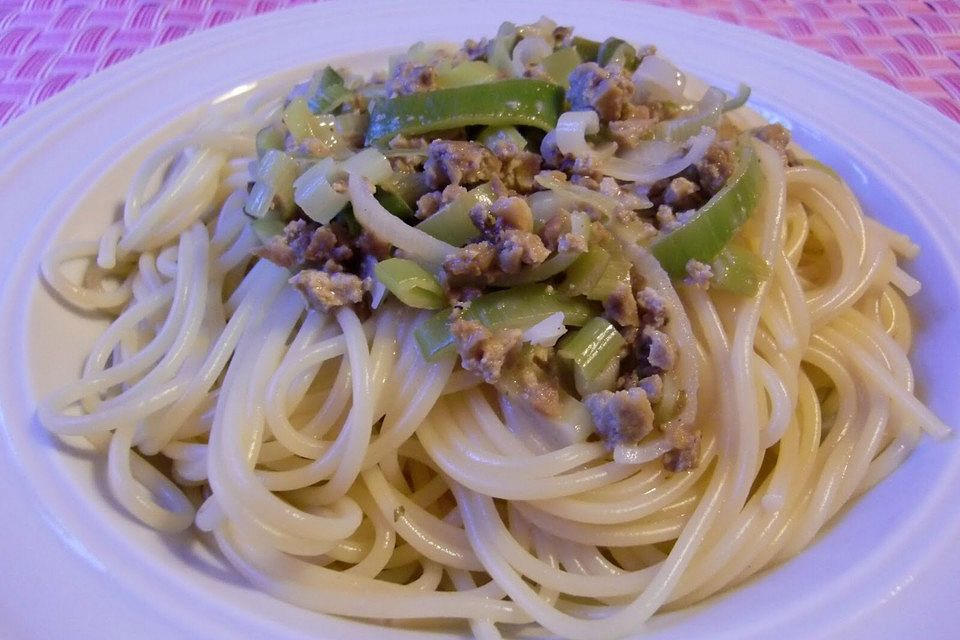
[1,0,958,126]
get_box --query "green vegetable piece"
[415,183,496,246]
[255,125,286,159]
[284,97,334,142]
[561,244,612,296]
[250,212,286,244]
[436,61,499,88]
[541,47,582,88]
[365,79,565,146]
[244,149,299,219]
[334,205,361,236]
[710,245,771,296]
[477,125,528,152]
[598,37,638,70]
[558,317,626,382]
[380,171,431,205]
[487,22,519,74]
[722,83,751,112]
[587,254,631,301]
[375,258,445,309]
[571,36,600,62]
[493,250,583,287]
[652,87,725,143]
[651,144,762,278]
[309,66,350,114]
[375,187,415,220]
[415,284,596,361]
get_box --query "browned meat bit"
[696,141,736,196]
[496,229,550,273]
[608,118,656,150]
[717,118,741,142]
[441,184,468,204]
[636,286,668,328]
[441,242,496,285]
[388,134,426,150]
[539,211,571,252]
[567,62,637,122]
[355,229,391,261]
[338,92,368,118]
[590,221,612,244]
[552,25,573,47]
[663,431,700,472]
[684,259,713,288]
[252,230,297,269]
[654,204,676,231]
[558,231,588,254]
[423,140,502,189]
[752,123,797,165]
[450,318,522,384]
[305,225,354,264]
[638,374,663,403]
[462,37,489,61]
[500,150,542,193]
[416,191,443,220]
[466,195,549,274]
[566,155,603,179]
[752,123,790,154]
[500,345,562,416]
[253,219,353,271]
[662,177,701,210]
[485,136,519,160]
[617,371,664,402]
[584,387,655,447]
[289,269,368,313]
[604,281,640,328]
[469,194,534,235]
[416,184,467,220]
[643,326,677,372]
[385,62,437,97]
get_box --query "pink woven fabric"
[1,1,958,126]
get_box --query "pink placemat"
[1,0,958,126]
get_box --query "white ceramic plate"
[1,1,959,638]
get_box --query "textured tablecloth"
[1,0,958,126]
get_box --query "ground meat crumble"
[249,22,738,474]
[424,140,502,190]
[450,318,522,384]
[253,217,386,313]
[584,387,655,447]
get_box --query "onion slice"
[348,173,456,269]
[633,55,686,102]
[522,312,567,346]
[511,36,553,78]
[556,110,617,162]
[602,127,716,184]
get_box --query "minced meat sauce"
[249,20,793,472]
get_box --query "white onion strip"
[603,127,716,184]
[511,36,553,78]
[522,312,567,347]
[633,55,686,102]
[556,111,617,164]
[348,173,456,269]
